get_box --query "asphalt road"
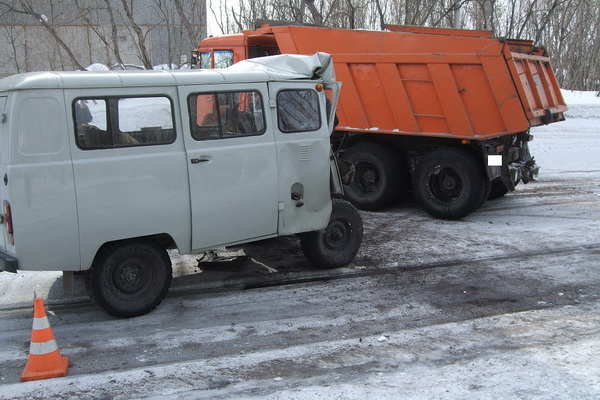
[1,177,600,399]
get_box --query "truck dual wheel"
[301,199,363,269]
[413,147,488,220]
[341,142,407,210]
[85,239,172,318]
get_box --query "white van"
[0,53,362,317]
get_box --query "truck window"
[214,50,234,68]
[200,52,211,69]
[188,91,265,141]
[74,96,175,149]
[276,89,321,133]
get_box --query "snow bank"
[561,89,600,119]
[85,63,109,71]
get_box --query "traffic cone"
[21,297,69,382]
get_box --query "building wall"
[0,0,207,78]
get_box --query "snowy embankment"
[531,90,600,180]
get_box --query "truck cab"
[0,53,362,317]
[196,33,279,69]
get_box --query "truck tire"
[85,239,172,318]
[413,147,488,220]
[341,142,407,210]
[300,199,363,269]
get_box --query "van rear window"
[73,96,175,149]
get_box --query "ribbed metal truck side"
[197,24,567,219]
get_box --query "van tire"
[413,147,488,220]
[85,239,172,318]
[342,142,407,210]
[300,199,363,269]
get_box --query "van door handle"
[191,157,211,164]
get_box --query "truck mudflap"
[483,132,539,192]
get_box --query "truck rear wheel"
[413,147,488,220]
[341,142,407,210]
[85,239,172,318]
[300,199,363,269]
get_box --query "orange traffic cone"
[21,297,69,382]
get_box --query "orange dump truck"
[196,24,567,219]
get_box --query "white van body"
[0,53,362,317]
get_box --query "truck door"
[268,82,332,235]
[178,84,279,250]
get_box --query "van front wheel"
[300,199,363,269]
[85,240,172,318]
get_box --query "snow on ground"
[531,90,600,179]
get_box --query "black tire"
[413,147,488,220]
[488,179,510,200]
[341,142,407,210]
[300,199,363,269]
[85,240,172,318]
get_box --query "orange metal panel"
[427,63,473,136]
[334,63,369,129]
[385,24,493,38]
[450,63,508,136]
[374,63,419,132]
[347,63,396,129]
[480,55,530,133]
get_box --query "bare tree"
[1,0,86,70]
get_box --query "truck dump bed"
[247,25,567,140]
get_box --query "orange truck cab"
[197,24,567,219]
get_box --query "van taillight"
[3,203,14,245]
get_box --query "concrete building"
[0,0,207,78]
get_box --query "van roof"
[0,69,279,92]
[0,53,334,92]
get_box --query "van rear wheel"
[85,240,172,318]
[300,199,363,269]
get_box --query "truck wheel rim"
[429,167,463,202]
[354,162,380,195]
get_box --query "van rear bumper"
[0,250,17,272]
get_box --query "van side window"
[276,90,321,133]
[188,91,265,141]
[74,96,175,149]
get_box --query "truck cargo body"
[198,25,567,219]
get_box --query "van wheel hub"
[324,220,350,250]
[115,260,148,294]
